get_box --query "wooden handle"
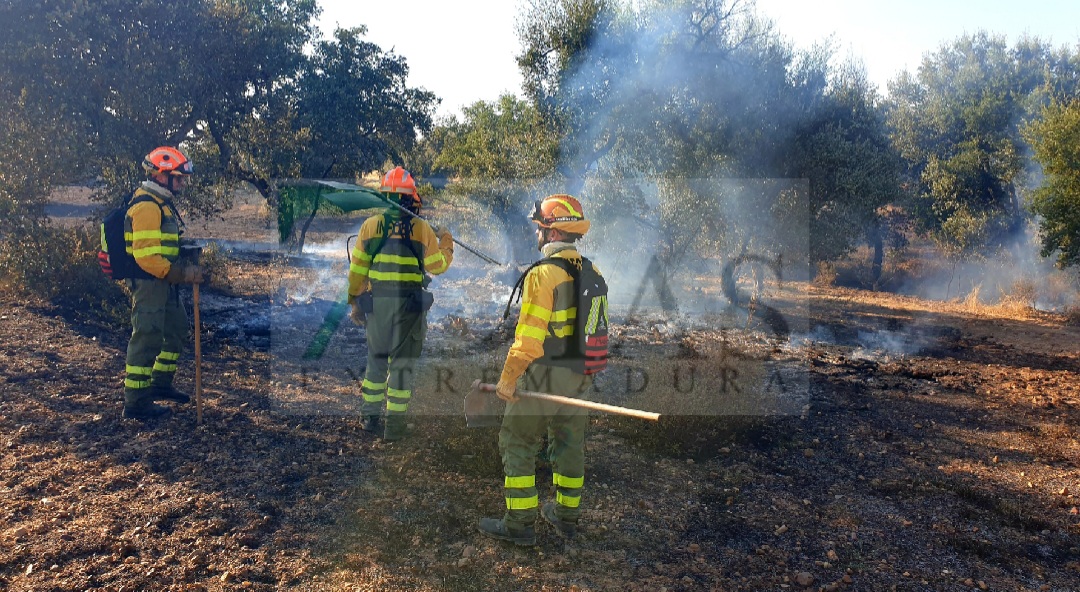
[193,283,202,426]
[477,382,660,421]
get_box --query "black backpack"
[98,194,160,281]
[505,255,609,375]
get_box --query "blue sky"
[319,1,1080,118]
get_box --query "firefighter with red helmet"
[478,194,603,545]
[122,146,203,419]
[347,166,454,441]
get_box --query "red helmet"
[142,146,193,176]
[380,166,421,210]
[531,194,590,235]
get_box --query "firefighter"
[478,194,600,546]
[122,146,203,420]
[348,166,454,441]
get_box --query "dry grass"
[1065,306,1080,326]
[813,261,837,287]
[962,283,985,313]
[994,277,1038,313]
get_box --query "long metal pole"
[383,199,503,266]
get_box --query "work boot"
[382,415,407,441]
[477,517,536,546]
[361,414,382,434]
[541,502,577,538]
[122,401,172,420]
[150,384,190,404]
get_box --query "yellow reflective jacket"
[348,212,454,297]
[500,245,603,386]
[124,182,182,280]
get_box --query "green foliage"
[0,0,322,214]
[1024,98,1080,266]
[885,32,1076,257]
[0,225,127,325]
[0,93,61,243]
[433,95,558,181]
[933,206,995,260]
[423,95,561,261]
[0,1,439,309]
[0,0,436,220]
[792,64,902,264]
[517,0,628,187]
[294,27,437,179]
[0,89,100,310]
[211,23,438,216]
[511,0,871,272]
[0,1,315,309]
[197,241,235,295]
[277,185,336,244]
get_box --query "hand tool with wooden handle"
[464,379,660,427]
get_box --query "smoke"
[552,1,806,180]
[788,323,929,361]
[851,330,917,361]
[429,262,517,322]
[545,4,1079,314]
[510,1,822,318]
[788,324,836,349]
[894,223,1080,311]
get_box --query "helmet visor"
[171,159,194,175]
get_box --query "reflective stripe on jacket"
[125,183,182,279]
[348,213,453,297]
[500,246,596,386]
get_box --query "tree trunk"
[868,221,884,289]
[1007,183,1023,235]
[293,166,338,254]
[947,261,957,300]
[296,189,322,254]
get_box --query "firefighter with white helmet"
[122,146,203,420]
[478,194,607,545]
[347,166,454,441]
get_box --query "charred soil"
[2,197,1079,591]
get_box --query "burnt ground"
[1,192,1079,591]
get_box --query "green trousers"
[500,364,591,528]
[124,279,187,406]
[359,294,427,420]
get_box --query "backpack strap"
[504,259,545,320]
[128,193,157,208]
[366,212,430,286]
[126,193,167,223]
[365,212,393,259]
[166,200,184,231]
[399,216,428,277]
[502,256,584,320]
